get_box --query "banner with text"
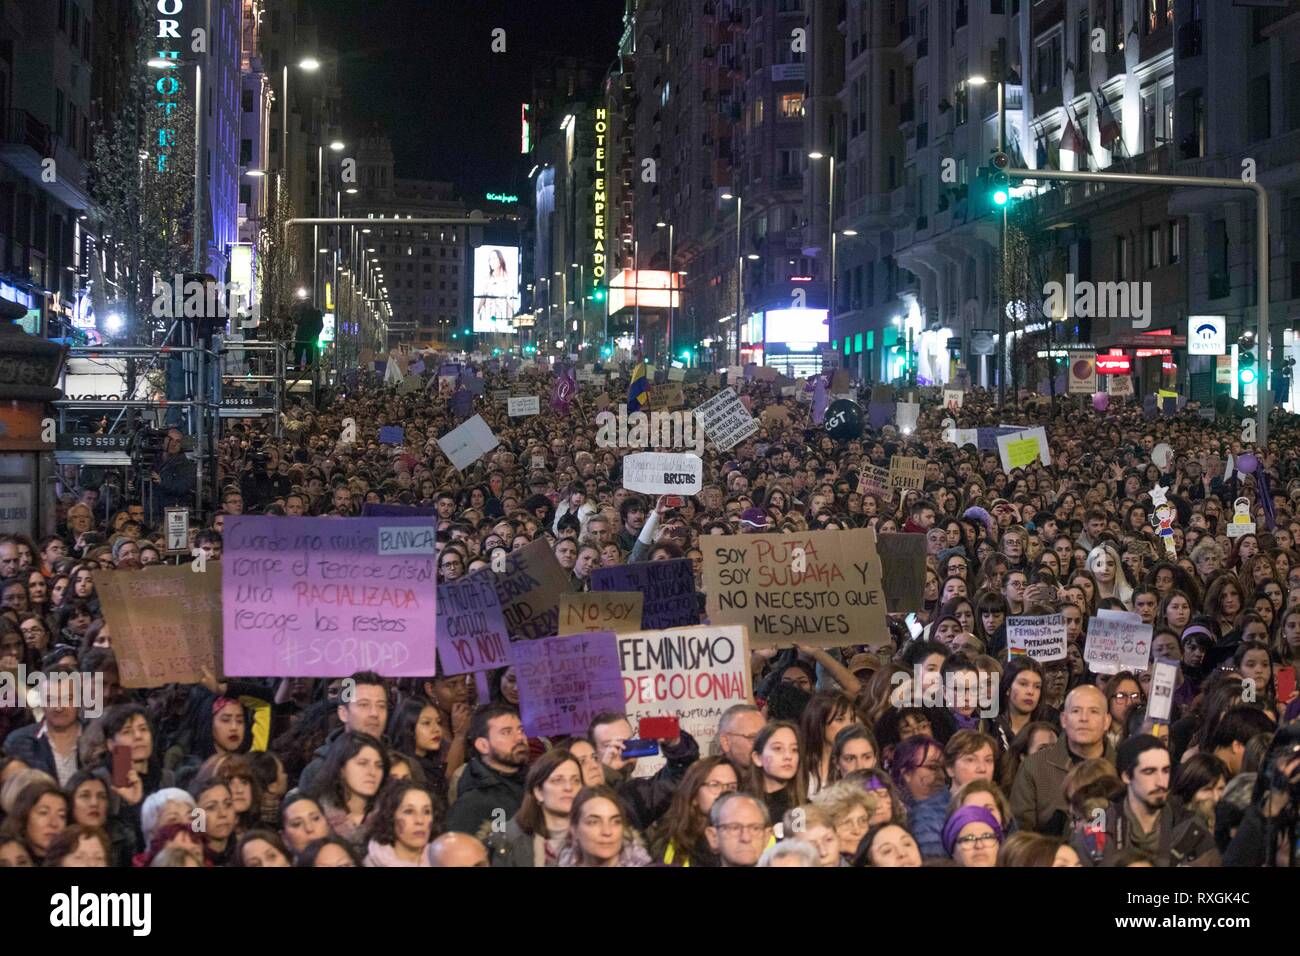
[95,566,220,687]
[1007,613,1068,662]
[436,570,510,675]
[1084,610,1152,676]
[558,591,644,636]
[512,631,624,738]
[591,558,697,630]
[692,388,760,451]
[494,538,570,641]
[621,452,703,496]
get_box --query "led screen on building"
[764,308,829,345]
[473,245,520,333]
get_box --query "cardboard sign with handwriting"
[558,591,644,636]
[95,566,220,688]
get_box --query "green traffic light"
[993,188,1009,206]
[1240,367,1257,385]
[593,288,606,302]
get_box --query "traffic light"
[972,166,1011,217]
[592,286,606,303]
[1239,349,1257,386]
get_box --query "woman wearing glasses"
[648,756,738,867]
[1103,671,1144,749]
[943,804,1003,867]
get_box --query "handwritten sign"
[221,517,437,677]
[1146,659,1179,722]
[559,591,644,636]
[692,388,759,451]
[622,452,703,496]
[508,395,540,417]
[996,426,1051,472]
[619,625,752,778]
[95,566,220,688]
[702,528,886,649]
[856,463,891,497]
[436,571,510,675]
[1083,610,1151,676]
[591,559,697,630]
[1007,614,1068,662]
[888,456,926,491]
[943,389,964,410]
[511,631,624,738]
[494,538,570,641]
[647,383,685,410]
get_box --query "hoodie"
[444,756,526,835]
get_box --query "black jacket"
[1071,796,1216,867]
[154,452,196,510]
[603,731,700,833]
[445,757,527,835]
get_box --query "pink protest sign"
[221,516,437,677]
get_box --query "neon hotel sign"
[153,1,187,173]
[593,108,608,285]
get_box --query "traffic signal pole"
[997,166,1272,446]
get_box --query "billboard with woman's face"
[473,245,520,333]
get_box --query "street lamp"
[809,151,837,330]
[282,57,321,190]
[722,192,744,366]
[970,72,1009,406]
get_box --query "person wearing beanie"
[1069,734,1215,866]
[942,804,1004,866]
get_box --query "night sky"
[309,0,625,201]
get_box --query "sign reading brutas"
[702,528,886,648]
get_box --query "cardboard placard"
[647,383,685,410]
[221,517,437,677]
[558,591,645,636]
[888,455,926,491]
[512,631,625,738]
[493,538,570,641]
[856,463,892,497]
[591,559,697,630]
[702,528,886,649]
[95,566,220,688]
[760,405,791,428]
[619,625,752,778]
[1007,614,1068,662]
[693,388,760,451]
[436,571,511,675]
[877,533,927,613]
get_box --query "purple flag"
[450,388,474,421]
[551,365,577,414]
[1257,469,1277,531]
[812,375,829,425]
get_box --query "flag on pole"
[627,360,648,412]
[551,364,577,414]
[1059,114,1086,156]
[811,375,829,425]
[1095,91,1122,149]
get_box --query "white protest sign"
[1083,609,1152,676]
[1007,614,1067,662]
[667,366,686,382]
[436,414,500,471]
[943,389,964,410]
[1146,659,1179,722]
[622,452,703,496]
[1108,375,1134,397]
[692,388,759,451]
[508,395,541,417]
[896,401,920,432]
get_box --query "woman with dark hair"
[191,777,238,866]
[556,786,650,867]
[485,748,583,867]
[279,792,331,856]
[1204,574,1247,639]
[800,691,855,796]
[43,823,111,866]
[851,821,923,867]
[994,657,1056,756]
[295,834,363,867]
[648,755,737,867]
[1170,753,1229,828]
[236,828,293,867]
[746,720,806,826]
[304,731,388,842]
[1102,671,1145,749]
[828,724,878,784]
[0,780,68,863]
[362,779,441,866]
[386,696,448,802]
[1233,639,1277,712]
[16,614,53,662]
[973,590,1009,652]
[56,601,94,647]
[998,720,1058,792]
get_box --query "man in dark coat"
[446,704,529,835]
[589,712,700,833]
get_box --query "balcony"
[1178,21,1203,59]
[0,109,90,209]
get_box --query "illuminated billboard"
[764,308,829,346]
[607,269,681,314]
[473,245,520,333]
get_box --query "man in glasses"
[705,792,772,867]
[717,704,766,778]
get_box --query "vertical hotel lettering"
[154,0,185,173]
[592,108,607,284]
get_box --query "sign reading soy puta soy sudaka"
[222,517,437,677]
[701,528,886,648]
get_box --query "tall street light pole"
[809,151,836,340]
[657,221,675,361]
[969,73,1007,405]
[722,192,744,368]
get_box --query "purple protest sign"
[222,516,437,677]
[510,631,624,738]
[436,570,510,675]
[591,559,697,629]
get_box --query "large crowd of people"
[2,354,1299,869]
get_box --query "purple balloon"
[1092,392,1109,412]
[1236,453,1258,474]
